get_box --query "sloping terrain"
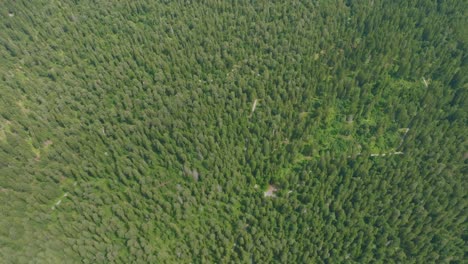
[0,1,466,263]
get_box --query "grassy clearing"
[0,120,11,141]
[26,137,41,160]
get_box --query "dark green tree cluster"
[0,0,466,263]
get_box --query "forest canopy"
[0,0,466,263]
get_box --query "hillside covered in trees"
[0,0,466,263]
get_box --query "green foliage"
[0,0,466,263]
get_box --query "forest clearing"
[0,0,465,263]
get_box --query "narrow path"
[250,99,258,115]
[51,192,68,210]
[370,151,404,157]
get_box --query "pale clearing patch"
[299,112,309,119]
[370,152,404,157]
[250,99,259,116]
[264,185,278,197]
[422,77,429,88]
[399,128,410,133]
[183,166,199,181]
[16,101,29,113]
[0,120,11,141]
[51,192,68,210]
[44,140,53,147]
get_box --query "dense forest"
[0,0,466,263]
